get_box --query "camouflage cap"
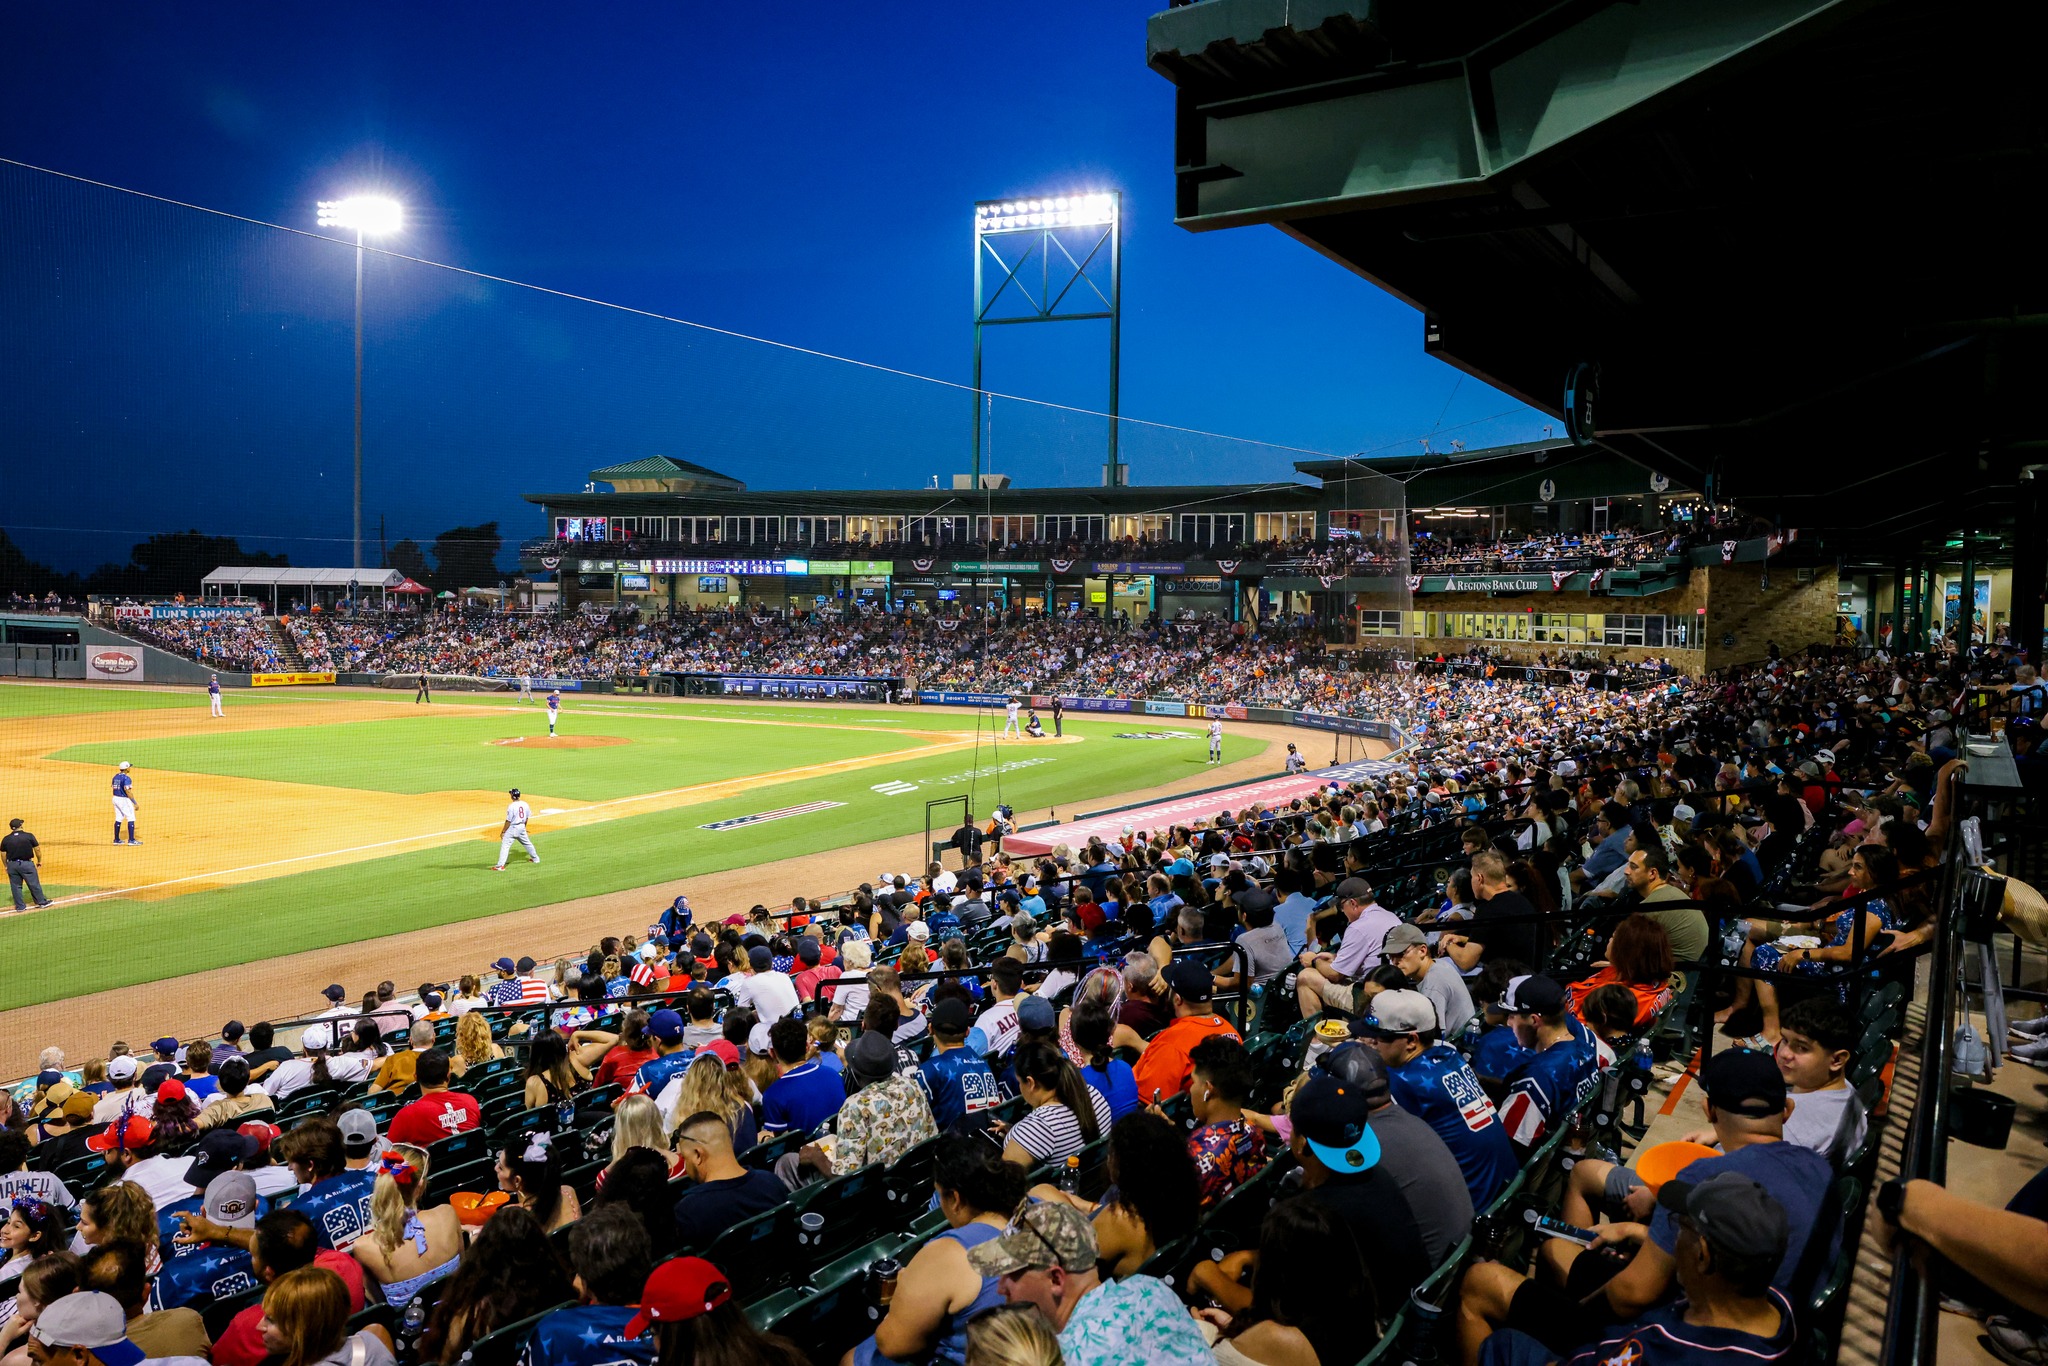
[965,1200,1098,1277]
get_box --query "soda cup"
[873,1257,901,1309]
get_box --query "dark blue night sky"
[2,3,1542,574]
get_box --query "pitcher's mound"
[487,735,627,749]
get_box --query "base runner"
[495,787,539,871]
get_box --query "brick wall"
[1701,564,1840,671]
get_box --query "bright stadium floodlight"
[318,194,404,576]
[972,190,1123,491]
[316,196,404,236]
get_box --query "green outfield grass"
[52,711,924,802]
[0,682,307,718]
[0,700,1265,1008]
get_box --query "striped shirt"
[1008,1087,1115,1164]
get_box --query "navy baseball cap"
[1291,1066,1381,1174]
[747,945,773,971]
[1017,994,1056,1031]
[322,984,346,1001]
[491,958,516,973]
[647,1010,684,1042]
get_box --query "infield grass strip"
[48,711,927,803]
[0,726,1263,1008]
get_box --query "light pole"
[316,196,403,571]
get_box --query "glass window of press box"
[1357,611,1693,648]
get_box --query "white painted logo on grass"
[867,756,1056,796]
[699,800,846,831]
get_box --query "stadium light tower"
[972,192,1122,487]
[316,195,404,572]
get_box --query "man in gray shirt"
[1381,923,1475,1041]
[1322,1042,1475,1268]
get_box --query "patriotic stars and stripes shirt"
[1499,1034,1600,1148]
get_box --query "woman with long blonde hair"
[453,1011,502,1076]
[607,1094,679,1174]
[665,1053,758,1156]
[351,1146,462,1305]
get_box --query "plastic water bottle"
[401,1298,427,1342]
[1059,1155,1081,1193]
[1721,918,1748,965]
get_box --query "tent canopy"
[391,578,429,594]
[202,566,406,589]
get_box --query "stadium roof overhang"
[1146,0,2048,571]
[1296,441,1684,509]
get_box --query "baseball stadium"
[4,5,2048,1366]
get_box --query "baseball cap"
[1234,885,1276,915]
[1318,1041,1391,1102]
[1161,959,1213,1002]
[701,1038,741,1068]
[201,1171,261,1229]
[966,1201,1099,1277]
[1071,903,1105,932]
[106,1055,138,1081]
[151,1036,180,1056]
[186,1130,260,1188]
[237,1120,281,1153]
[1356,988,1437,1036]
[421,990,444,1010]
[492,957,517,973]
[647,1009,684,1042]
[929,997,973,1036]
[1380,924,1428,957]
[86,1115,153,1153]
[795,937,822,966]
[336,1108,380,1154]
[300,1022,335,1051]
[905,921,930,941]
[1333,877,1375,903]
[322,983,347,1002]
[516,956,536,974]
[624,1257,733,1337]
[1699,1047,1789,1118]
[1672,803,1697,823]
[629,962,657,987]
[1656,1171,1790,1264]
[846,1030,899,1083]
[1289,1065,1381,1174]
[155,1078,188,1104]
[31,1293,143,1366]
[745,1023,774,1057]
[690,933,715,957]
[748,945,773,970]
[1499,974,1566,1017]
[1016,994,1056,1032]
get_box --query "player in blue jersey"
[1496,975,1600,1150]
[154,1169,260,1311]
[208,675,224,718]
[110,760,139,844]
[1357,989,1518,1210]
[546,690,561,736]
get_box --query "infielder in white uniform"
[208,675,224,718]
[495,787,539,870]
[1208,716,1224,764]
[518,674,533,702]
[1002,697,1021,738]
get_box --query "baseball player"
[207,675,224,718]
[495,787,539,870]
[1285,742,1307,774]
[519,673,533,702]
[414,672,432,704]
[1208,715,1224,765]
[1002,696,1021,738]
[546,690,561,736]
[111,761,139,845]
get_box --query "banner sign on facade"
[150,604,262,621]
[85,647,145,682]
[917,690,1013,707]
[650,558,798,576]
[250,672,336,686]
[949,561,1040,574]
[1059,696,1135,713]
[1437,574,1554,593]
[790,560,893,576]
[1163,577,1225,593]
[696,674,892,700]
[1144,699,1189,716]
[1091,561,1186,575]
[1291,711,1394,739]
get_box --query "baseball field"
[0,681,1265,1011]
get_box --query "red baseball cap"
[156,1078,187,1104]
[87,1115,154,1153]
[237,1121,282,1152]
[623,1257,731,1337]
[629,962,657,987]
[701,1039,741,1068]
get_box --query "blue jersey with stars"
[627,1049,695,1098]
[917,1047,1001,1133]
[1386,1043,1517,1209]
[1469,1024,1533,1080]
[112,772,133,798]
[150,1241,257,1311]
[1500,1035,1600,1148]
[293,1169,376,1250]
[518,1304,655,1366]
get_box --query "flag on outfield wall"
[1407,575,1423,592]
[912,558,935,573]
[1216,560,1240,575]
[1722,540,1739,564]
[1051,558,1075,573]
[1766,533,1784,557]
[1571,670,1590,685]
[1551,570,1570,592]
[1588,569,1606,591]
[1318,575,1339,588]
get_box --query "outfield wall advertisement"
[85,647,144,682]
[250,672,337,686]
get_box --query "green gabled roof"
[589,456,744,487]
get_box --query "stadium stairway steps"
[261,618,306,669]
[1838,995,1920,1366]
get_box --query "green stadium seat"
[454,1299,573,1366]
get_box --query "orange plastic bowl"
[1634,1140,1720,1190]
[448,1191,510,1227]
